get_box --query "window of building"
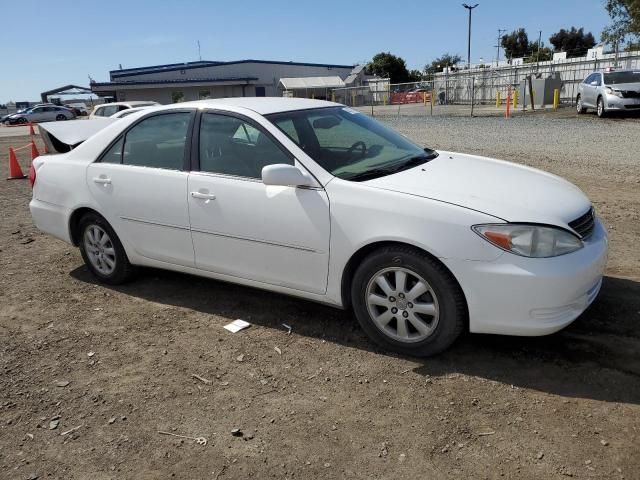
[172,91,185,103]
[255,86,266,97]
[122,112,191,170]
[199,113,292,179]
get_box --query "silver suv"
[577,69,640,117]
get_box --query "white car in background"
[90,101,159,118]
[110,106,155,118]
[29,98,608,356]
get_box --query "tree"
[524,46,553,63]
[407,69,424,82]
[549,27,596,57]
[602,0,640,45]
[365,52,412,83]
[501,29,531,59]
[424,54,462,74]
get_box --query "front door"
[87,111,195,266]
[188,112,330,294]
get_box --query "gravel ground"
[1,110,639,480]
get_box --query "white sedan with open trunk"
[29,98,608,356]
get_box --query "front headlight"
[472,224,583,258]
[605,87,623,98]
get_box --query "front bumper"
[443,218,608,336]
[604,93,640,111]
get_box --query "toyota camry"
[29,98,608,356]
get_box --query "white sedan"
[29,98,608,356]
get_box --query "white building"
[91,59,356,104]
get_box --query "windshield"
[266,106,437,181]
[604,71,640,84]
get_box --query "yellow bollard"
[513,90,518,109]
[331,92,336,102]
[496,91,501,108]
[553,88,559,110]
[311,93,315,100]
[351,93,356,106]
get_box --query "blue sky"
[1,0,611,102]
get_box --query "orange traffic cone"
[31,142,40,160]
[7,147,26,180]
[29,123,36,137]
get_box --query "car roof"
[167,97,341,115]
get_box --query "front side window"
[199,113,292,179]
[122,112,191,170]
[267,107,435,181]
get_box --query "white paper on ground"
[224,319,251,333]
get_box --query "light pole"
[462,3,479,68]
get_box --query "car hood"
[364,151,591,227]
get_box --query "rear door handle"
[190,191,216,200]
[93,177,112,185]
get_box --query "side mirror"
[262,164,313,187]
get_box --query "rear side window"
[122,112,191,170]
[101,137,124,164]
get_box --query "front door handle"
[93,177,112,185]
[191,191,216,201]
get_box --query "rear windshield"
[604,71,640,84]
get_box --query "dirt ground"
[1,113,639,479]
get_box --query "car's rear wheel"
[56,114,66,121]
[351,245,466,357]
[597,96,606,118]
[576,95,586,114]
[78,213,134,285]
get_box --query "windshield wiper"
[342,168,396,182]
[342,151,439,182]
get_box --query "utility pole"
[536,30,542,70]
[495,28,507,67]
[197,40,202,61]
[462,3,479,68]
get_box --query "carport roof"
[279,76,345,90]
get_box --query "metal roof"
[279,76,346,90]
[111,59,354,79]
[91,77,258,91]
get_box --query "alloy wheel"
[365,267,440,343]
[83,225,117,275]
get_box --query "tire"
[17,117,28,124]
[351,245,466,357]
[576,95,586,114]
[596,96,606,118]
[56,114,66,121]
[78,213,135,285]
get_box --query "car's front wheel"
[351,245,466,357]
[78,213,134,285]
[597,96,606,118]
[576,95,586,114]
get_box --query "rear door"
[87,110,196,266]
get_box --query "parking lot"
[1,110,639,479]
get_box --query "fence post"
[470,76,475,117]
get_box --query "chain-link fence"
[331,49,640,117]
